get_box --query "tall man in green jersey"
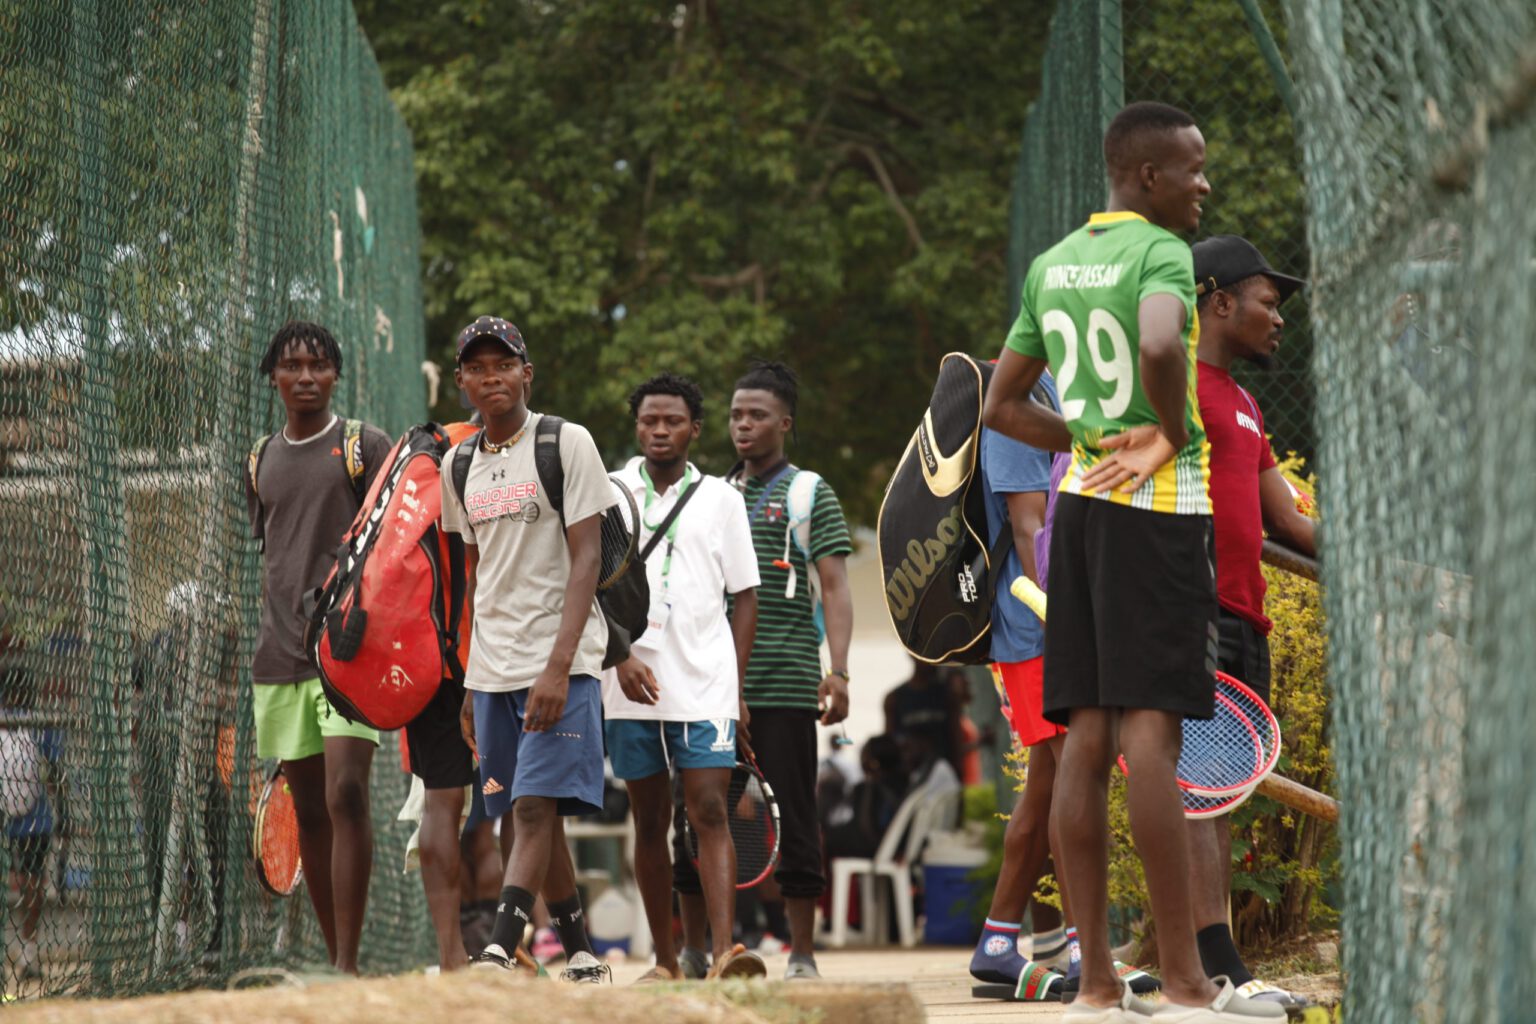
[983,102,1282,1022]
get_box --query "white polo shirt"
[600,458,760,722]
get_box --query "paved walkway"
[608,946,1060,1019]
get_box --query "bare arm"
[522,513,602,732]
[815,553,853,726]
[1003,490,1047,586]
[729,587,757,754]
[982,348,1072,453]
[1137,293,1191,450]
[1259,467,1317,558]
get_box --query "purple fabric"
[1035,452,1069,591]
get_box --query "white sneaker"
[1152,976,1288,1020]
[1063,982,1154,1022]
[559,951,613,984]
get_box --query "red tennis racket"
[1117,672,1281,798]
[684,756,781,890]
[252,765,303,897]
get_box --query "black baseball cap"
[454,315,527,363]
[1191,235,1305,302]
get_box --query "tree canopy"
[354,0,1052,525]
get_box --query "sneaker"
[677,947,710,980]
[470,944,518,971]
[560,950,613,984]
[1064,982,1155,1021]
[783,955,820,981]
[1152,976,1287,1020]
[756,933,787,955]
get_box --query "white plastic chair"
[828,771,962,948]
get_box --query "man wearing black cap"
[1189,236,1317,1010]
[439,316,615,982]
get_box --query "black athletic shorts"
[1042,493,1218,725]
[1216,608,1271,706]
[404,676,477,790]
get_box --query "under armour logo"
[492,468,507,482]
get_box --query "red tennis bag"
[305,423,466,730]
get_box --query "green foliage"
[354,0,1054,522]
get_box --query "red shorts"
[991,657,1066,749]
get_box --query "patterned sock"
[1064,926,1081,980]
[969,919,1029,984]
[1031,925,1067,963]
[487,885,534,956]
[1195,923,1253,986]
[547,894,595,958]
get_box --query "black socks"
[546,893,594,958]
[488,885,534,955]
[1195,923,1253,986]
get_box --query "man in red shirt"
[1189,235,1317,1010]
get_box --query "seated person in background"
[824,734,910,861]
[883,660,964,780]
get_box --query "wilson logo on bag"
[305,423,467,730]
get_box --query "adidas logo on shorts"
[482,778,505,795]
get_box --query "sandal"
[971,959,1066,1001]
[1235,979,1314,1016]
[634,964,681,985]
[708,943,767,980]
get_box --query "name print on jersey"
[1042,262,1126,291]
[1235,409,1262,437]
[468,479,543,526]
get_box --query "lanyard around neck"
[640,463,693,587]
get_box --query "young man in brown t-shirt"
[245,320,391,974]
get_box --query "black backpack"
[876,353,1052,665]
[450,415,647,669]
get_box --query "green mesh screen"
[1282,1,1535,1020]
[0,0,430,998]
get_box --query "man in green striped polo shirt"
[727,360,854,981]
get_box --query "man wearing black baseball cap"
[1188,237,1317,1011]
[440,314,617,982]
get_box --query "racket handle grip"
[1009,576,1047,621]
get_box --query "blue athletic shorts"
[472,676,604,818]
[605,717,737,781]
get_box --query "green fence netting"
[0,0,430,998]
[1283,1,1535,1021]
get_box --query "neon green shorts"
[253,679,379,761]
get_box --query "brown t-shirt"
[245,417,392,684]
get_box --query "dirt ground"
[3,947,1342,1022]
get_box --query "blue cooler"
[922,833,988,945]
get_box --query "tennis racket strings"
[686,760,781,890]
[597,478,640,591]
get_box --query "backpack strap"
[784,468,821,561]
[532,415,566,526]
[441,529,468,686]
[449,433,480,513]
[247,433,274,550]
[341,418,367,505]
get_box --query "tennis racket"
[252,765,303,897]
[597,477,640,591]
[684,756,781,890]
[1009,577,1283,801]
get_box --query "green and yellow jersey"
[1004,211,1210,515]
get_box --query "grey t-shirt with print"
[439,413,617,692]
[245,417,392,684]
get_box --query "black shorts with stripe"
[1042,493,1218,724]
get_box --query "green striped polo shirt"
[730,463,853,710]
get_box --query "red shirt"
[1196,362,1276,634]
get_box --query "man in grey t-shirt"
[245,321,390,975]
[440,316,614,981]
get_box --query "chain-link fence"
[1282,1,1534,1020]
[1011,1,1536,1019]
[0,0,430,999]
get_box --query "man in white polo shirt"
[602,372,766,982]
